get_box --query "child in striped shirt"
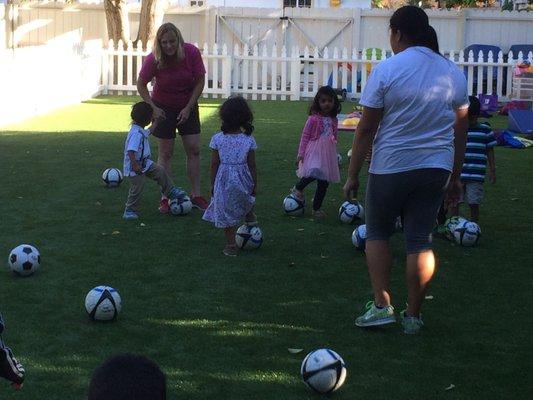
[451,96,497,222]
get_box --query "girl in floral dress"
[203,97,258,256]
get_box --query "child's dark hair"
[468,96,480,117]
[390,6,440,55]
[219,96,254,135]
[88,353,166,400]
[131,101,153,127]
[309,86,341,118]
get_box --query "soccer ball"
[352,224,367,251]
[8,244,40,276]
[170,196,193,216]
[444,216,467,241]
[235,224,263,250]
[102,168,123,188]
[453,220,481,247]
[301,349,347,394]
[283,194,305,216]
[85,286,122,321]
[338,201,364,224]
[337,153,342,165]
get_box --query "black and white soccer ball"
[453,220,481,247]
[101,168,123,188]
[352,224,367,251]
[235,224,263,250]
[8,244,41,276]
[339,201,364,224]
[170,196,193,216]
[85,286,122,321]
[283,194,305,216]
[301,348,347,394]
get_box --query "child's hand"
[488,169,496,184]
[295,156,303,167]
[132,162,142,174]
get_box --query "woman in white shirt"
[343,6,469,334]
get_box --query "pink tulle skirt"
[297,136,340,182]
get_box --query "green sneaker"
[400,310,424,334]
[355,301,396,327]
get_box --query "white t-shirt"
[123,124,154,177]
[360,46,469,174]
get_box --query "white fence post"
[222,44,231,98]
[290,46,300,101]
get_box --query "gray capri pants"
[365,168,450,253]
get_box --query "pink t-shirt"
[139,43,206,109]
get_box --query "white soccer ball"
[453,220,481,247]
[338,201,364,224]
[170,196,193,216]
[7,244,41,276]
[102,168,123,188]
[301,349,347,394]
[283,194,305,216]
[235,224,263,250]
[85,286,122,321]
[337,153,342,165]
[444,216,468,241]
[352,224,367,251]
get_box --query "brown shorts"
[152,102,201,139]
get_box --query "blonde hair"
[153,23,185,68]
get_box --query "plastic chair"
[463,44,502,88]
[509,44,533,60]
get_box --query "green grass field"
[0,97,531,399]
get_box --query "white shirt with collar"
[123,124,154,177]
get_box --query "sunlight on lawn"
[1,100,219,133]
[148,318,319,336]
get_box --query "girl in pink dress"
[291,86,341,218]
[203,97,258,256]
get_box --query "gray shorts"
[460,181,484,205]
[365,168,450,254]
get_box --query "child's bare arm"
[148,118,159,135]
[128,151,142,174]
[247,150,257,195]
[487,147,496,183]
[210,150,221,195]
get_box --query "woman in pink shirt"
[137,23,208,212]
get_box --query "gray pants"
[125,164,173,211]
[365,168,450,253]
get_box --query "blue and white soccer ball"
[170,196,193,216]
[453,220,481,247]
[101,168,123,188]
[339,201,364,224]
[85,286,122,321]
[8,244,41,276]
[283,194,305,216]
[444,216,468,241]
[352,224,367,251]
[301,348,347,394]
[235,224,263,250]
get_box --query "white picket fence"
[103,40,533,101]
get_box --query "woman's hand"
[152,106,166,120]
[177,106,191,125]
[343,176,359,201]
[444,176,462,209]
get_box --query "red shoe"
[158,198,170,214]
[191,196,209,211]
